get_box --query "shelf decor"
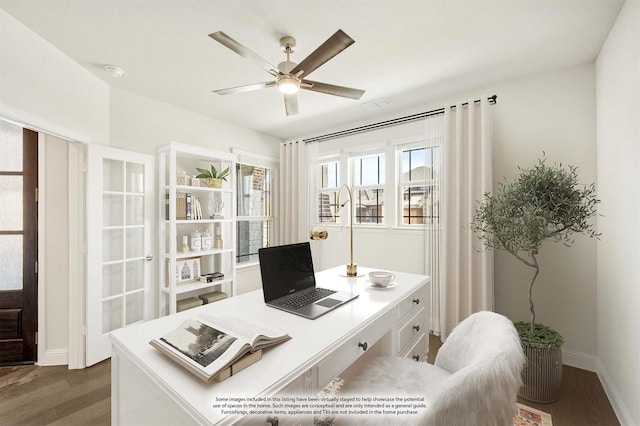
[196,164,230,188]
[165,256,201,286]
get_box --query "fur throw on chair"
[341,311,525,426]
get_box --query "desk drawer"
[315,311,392,389]
[397,285,428,320]
[397,306,426,354]
[400,332,428,362]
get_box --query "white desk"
[110,267,430,425]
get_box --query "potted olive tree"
[472,156,600,403]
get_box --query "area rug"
[513,403,553,426]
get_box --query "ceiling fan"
[209,29,365,116]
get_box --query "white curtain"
[424,114,444,335]
[279,140,317,244]
[440,98,493,340]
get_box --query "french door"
[86,144,154,366]
[0,121,38,365]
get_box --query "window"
[236,163,272,263]
[314,120,442,230]
[351,152,385,224]
[398,144,441,225]
[317,159,341,224]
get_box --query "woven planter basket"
[519,341,563,403]
[204,178,223,188]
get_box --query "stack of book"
[176,297,203,312]
[199,272,224,283]
[165,192,193,220]
[199,291,227,304]
[166,192,198,220]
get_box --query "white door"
[86,145,154,366]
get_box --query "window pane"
[126,260,144,292]
[103,229,123,262]
[320,162,338,188]
[126,162,144,193]
[237,164,270,217]
[0,235,22,290]
[236,219,271,263]
[102,262,123,297]
[0,176,23,230]
[126,228,144,258]
[402,147,428,180]
[126,291,144,325]
[126,194,144,226]
[0,120,23,172]
[402,185,439,224]
[355,155,384,186]
[401,150,410,176]
[103,159,123,192]
[318,191,341,224]
[103,194,123,227]
[355,189,384,224]
[103,297,123,333]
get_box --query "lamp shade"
[310,226,328,240]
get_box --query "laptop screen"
[258,242,317,302]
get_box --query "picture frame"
[167,257,202,286]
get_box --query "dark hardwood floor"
[0,337,620,425]
[0,360,111,426]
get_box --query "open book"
[150,314,291,382]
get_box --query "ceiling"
[0,0,624,141]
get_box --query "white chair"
[341,311,525,426]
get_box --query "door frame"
[36,135,87,367]
[1,103,91,368]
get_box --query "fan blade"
[284,93,298,116]
[290,29,355,79]
[302,80,365,100]
[209,31,281,78]
[213,81,275,95]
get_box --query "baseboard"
[561,348,596,372]
[596,358,635,426]
[36,348,68,366]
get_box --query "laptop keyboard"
[275,288,337,309]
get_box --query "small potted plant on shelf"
[472,155,600,403]
[196,164,230,188]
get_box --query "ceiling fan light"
[277,75,300,94]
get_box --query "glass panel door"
[0,120,38,364]
[86,144,154,366]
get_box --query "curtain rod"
[303,94,497,144]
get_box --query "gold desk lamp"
[310,184,358,277]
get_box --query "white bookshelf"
[158,142,237,315]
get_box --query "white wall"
[314,63,599,368]
[109,87,280,156]
[595,1,640,424]
[0,10,109,145]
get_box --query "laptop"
[258,242,359,319]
